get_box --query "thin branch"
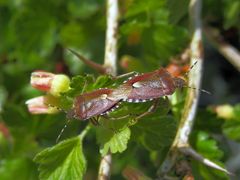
[159,0,203,175]
[98,0,119,179]
[204,26,240,72]
[103,0,119,76]
[173,0,203,147]
[98,154,112,180]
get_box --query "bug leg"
[90,117,100,126]
[101,114,137,121]
[128,99,160,126]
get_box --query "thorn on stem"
[179,146,234,176]
[68,49,106,74]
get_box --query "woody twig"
[204,26,240,72]
[98,0,119,179]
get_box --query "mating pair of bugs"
[67,66,190,122]
[56,61,209,142]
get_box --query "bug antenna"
[186,86,211,95]
[184,61,198,78]
[56,119,71,143]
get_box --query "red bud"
[30,71,70,97]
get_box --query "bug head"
[173,77,187,89]
[173,77,211,94]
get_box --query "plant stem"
[98,154,112,180]
[98,0,119,179]
[204,26,240,72]
[103,0,119,76]
[159,0,231,176]
[173,0,203,148]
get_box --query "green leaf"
[125,0,165,18]
[223,120,240,142]
[220,104,240,142]
[34,137,86,180]
[223,0,240,29]
[67,0,101,19]
[97,97,172,152]
[167,0,189,24]
[0,86,7,113]
[195,131,223,160]
[88,75,115,90]
[10,5,56,64]
[97,126,131,156]
[142,24,189,61]
[0,158,38,180]
[233,104,240,120]
[194,109,224,134]
[132,115,176,151]
[67,75,94,97]
[59,21,87,48]
[192,131,227,179]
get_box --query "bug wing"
[85,98,118,118]
[73,89,119,120]
[125,69,175,100]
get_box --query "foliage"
[34,136,86,180]
[0,0,239,179]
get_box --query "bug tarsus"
[90,117,100,126]
[134,99,160,121]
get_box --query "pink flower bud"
[25,96,59,114]
[30,71,70,97]
[31,71,55,91]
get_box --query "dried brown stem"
[204,26,240,72]
[98,0,119,179]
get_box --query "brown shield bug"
[119,61,209,103]
[57,88,122,142]
[68,88,121,121]
[120,68,186,102]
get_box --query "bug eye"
[173,78,186,88]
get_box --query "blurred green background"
[0,0,240,179]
